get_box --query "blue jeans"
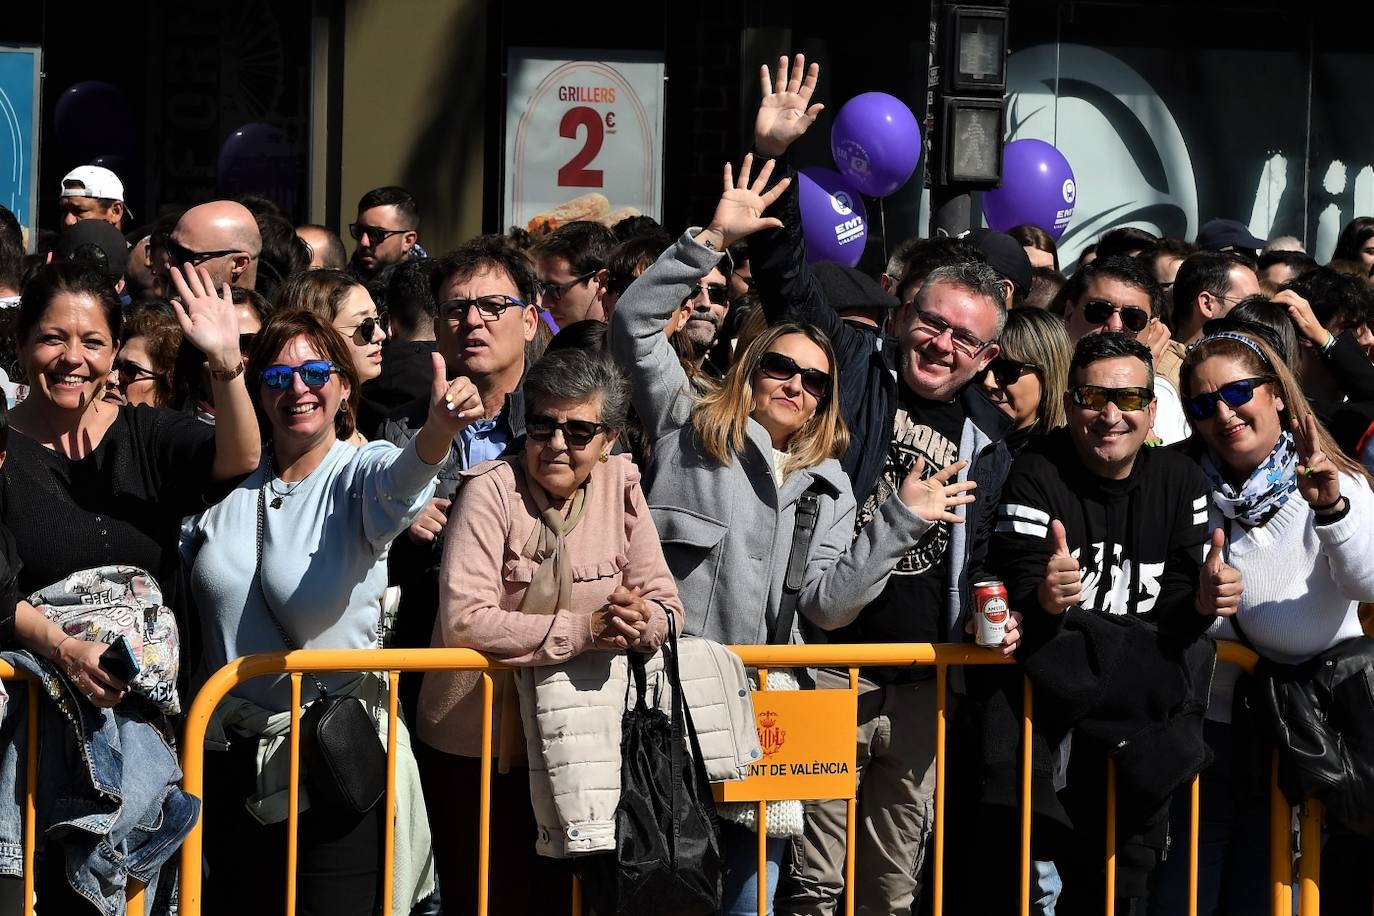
[720,821,785,915]
[1148,720,1268,915]
[1033,859,1062,915]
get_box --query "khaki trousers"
[777,669,941,916]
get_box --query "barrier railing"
[174,642,1320,916]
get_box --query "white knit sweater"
[1207,472,1374,722]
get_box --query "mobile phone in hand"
[98,636,140,683]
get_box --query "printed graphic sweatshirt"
[989,428,1211,640]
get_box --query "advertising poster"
[0,45,41,251]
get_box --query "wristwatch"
[211,362,246,382]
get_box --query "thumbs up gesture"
[1037,520,1082,616]
[1197,528,1243,617]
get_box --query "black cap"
[1195,219,1265,253]
[56,220,128,282]
[968,228,1032,293]
[813,262,900,311]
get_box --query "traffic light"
[929,3,1009,189]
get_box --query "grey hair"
[523,346,631,432]
[913,261,1008,338]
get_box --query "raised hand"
[755,53,824,157]
[1292,413,1342,509]
[169,264,241,373]
[1197,528,1243,617]
[1037,520,1082,615]
[702,154,792,250]
[426,352,482,436]
[1139,318,1172,369]
[1273,289,1330,349]
[898,457,975,523]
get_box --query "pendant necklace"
[266,455,307,509]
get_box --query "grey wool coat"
[608,230,933,646]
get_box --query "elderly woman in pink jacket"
[415,345,684,916]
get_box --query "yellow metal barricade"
[175,643,1325,916]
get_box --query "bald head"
[170,200,262,289]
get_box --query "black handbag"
[578,615,722,915]
[254,478,387,815]
[1245,634,1374,837]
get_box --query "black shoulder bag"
[254,480,387,815]
[578,615,722,915]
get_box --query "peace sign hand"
[1293,413,1341,508]
[703,154,792,250]
[898,457,976,524]
[755,53,825,158]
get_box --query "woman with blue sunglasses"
[182,308,480,916]
[1149,331,1374,914]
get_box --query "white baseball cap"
[60,166,131,216]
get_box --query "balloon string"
[879,198,888,267]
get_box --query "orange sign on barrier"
[715,688,858,802]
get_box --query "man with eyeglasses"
[349,186,421,279]
[1169,251,1261,349]
[381,234,538,723]
[985,332,1213,916]
[531,220,616,329]
[1064,255,1190,445]
[155,201,261,296]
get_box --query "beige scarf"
[516,467,591,614]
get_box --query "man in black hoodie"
[987,332,1217,915]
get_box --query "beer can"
[973,579,1009,648]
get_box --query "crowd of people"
[0,51,1372,916]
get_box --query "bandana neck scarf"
[516,466,590,615]
[1201,431,1298,526]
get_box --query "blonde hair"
[998,308,1071,430]
[691,323,849,477]
[1181,332,1373,485]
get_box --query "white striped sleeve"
[1191,494,1208,527]
[997,503,1050,539]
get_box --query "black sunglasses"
[525,414,607,447]
[340,316,382,344]
[686,282,729,306]
[113,358,159,384]
[348,223,407,244]
[1082,299,1150,334]
[1184,377,1272,421]
[985,357,1040,388]
[607,274,636,296]
[536,271,598,303]
[757,351,831,399]
[239,332,257,354]
[1070,385,1156,412]
[164,239,241,267]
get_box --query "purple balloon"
[830,93,922,198]
[218,123,298,210]
[798,168,868,268]
[981,139,1077,241]
[54,82,135,162]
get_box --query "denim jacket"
[0,651,198,916]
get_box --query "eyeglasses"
[1183,377,1272,421]
[1070,385,1156,412]
[686,283,729,306]
[536,271,598,303]
[525,414,607,447]
[114,358,159,385]
[985,357,1040,388]
[439,295,527,323]
[163,239,242,268]
[912,309,992,356]
[757,351,831,399]
[348,223,407,245]
[339,316,382,344]
[1081,299,1151,334]
[260,360,338,390]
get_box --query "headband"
[1188,331,1270,365]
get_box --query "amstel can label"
[973,579,1009,648]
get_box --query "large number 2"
[557,106,604,188]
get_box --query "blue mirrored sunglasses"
[260,360,337,390]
